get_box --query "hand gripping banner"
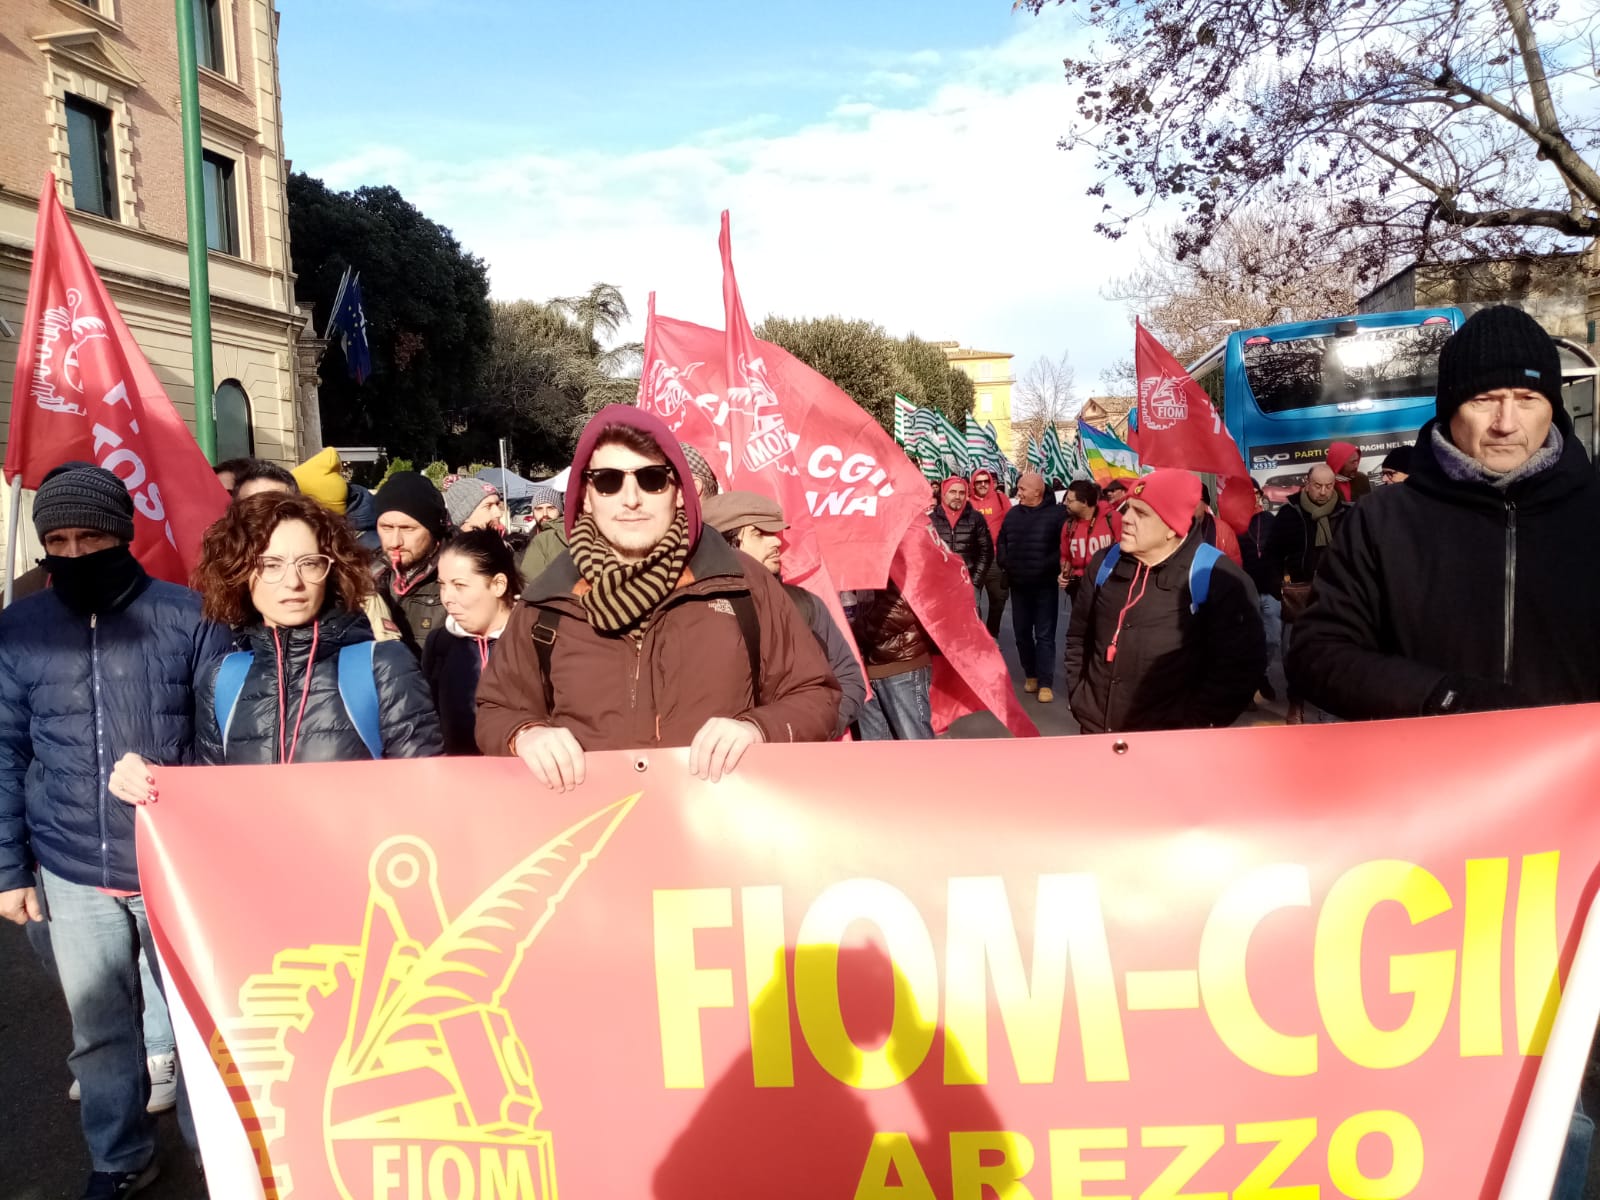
[140,707,1600,1199]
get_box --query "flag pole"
[1500,897,1600,1197]
[4,476,21,607]
[175,0,216,464]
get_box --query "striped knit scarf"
[567,510,691,634]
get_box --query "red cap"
[1125,470,1200,538]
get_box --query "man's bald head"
[1017,472,1045,506]
[1304,463,1338,505]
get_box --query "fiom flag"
[1133,319,1255,534]
[7,176,227,583]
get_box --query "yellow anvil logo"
[210,795,638,1199]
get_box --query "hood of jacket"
[564,404,703,548]
[345,482,378,533]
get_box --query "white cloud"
[309,13,1144,394]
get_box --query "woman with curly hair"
[108,494,440,798]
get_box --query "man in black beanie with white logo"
[0,463,231,1198]
[1289,305,1600,722]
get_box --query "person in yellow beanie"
[293,447,348,515]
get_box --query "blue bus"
[1188,308,1463,503]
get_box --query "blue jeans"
[1011,581,1060,687]
[1553,1099,1594,1200]
[24,886,175,1060]
[39,867,161,1174]
[857,667,935,740]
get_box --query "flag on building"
[1078,419,1142,486]
[6,176,228,584]
[1132,319,1256,534]
[325,267,372,384]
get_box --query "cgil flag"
[6,176,227,583]
[637,215,1035,738]
[892,393,917,448]
[1132,319,1256,534]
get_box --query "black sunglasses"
[583,465,676,496]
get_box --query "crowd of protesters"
[1,306,1596,1197]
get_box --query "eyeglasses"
[256,555,333,584]
[583,465,676,496]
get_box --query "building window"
[202,150,240,255]
[978,363,991,381]
[193,0,226,72]
[65,95,118,218]
[214,379,253,459]
[979,391,993,414]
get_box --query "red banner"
[7,177,227,582]
[1132,321,1255,536]
[143,708,1600,1199]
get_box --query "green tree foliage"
[754,318,974,434]
[287,174,491,463]
[478,287,642,474]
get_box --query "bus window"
[1242,323,1453,413]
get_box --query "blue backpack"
[1094,542,1223,614]
[212,642,383,759]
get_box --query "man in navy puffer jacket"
[0,464,230,1199]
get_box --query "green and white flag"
[893,393,917,448]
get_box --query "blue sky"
[277,0,1139,395]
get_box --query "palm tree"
[554,283,631,347]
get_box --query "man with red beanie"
[1065,469,1265,732]
[476,405,840,788]
[930,476,993,603]
[968,468,1010,635]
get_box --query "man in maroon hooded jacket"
[476,406,840,789]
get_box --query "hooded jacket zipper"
[1503,500,1518,684]
[91,613,108,886]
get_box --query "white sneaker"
[68,1077,79,1101]
[146,1052,177,1113]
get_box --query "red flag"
[637,223,927,591]
[894,520,1040,738]
[7,177,227,583]
[1132,319,1255,536]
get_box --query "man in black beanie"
[373,471,451,654]
[1289,304,1600,722]
[0,463,231,1197]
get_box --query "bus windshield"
[1241,323,1452,413]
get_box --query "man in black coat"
[1065,470,1265,732]
[1288,305,1600,719]
[929,476,993,596]
[997,471,1070,702]
[1265,463,1350,723]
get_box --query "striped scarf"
[567,510,691,634]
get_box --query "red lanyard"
[274,622,319,765]
[1106,563,1150,663]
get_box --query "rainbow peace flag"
[1077,419,1142,486]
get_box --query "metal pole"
[4,476,22,607]
[499,436,508,479]
[175,0,216,463]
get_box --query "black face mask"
[42,544,146,616]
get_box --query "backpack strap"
[532,607,563,716]
[1188,543,1223,614]
[732,593,762,703]
[1094,545,1122,589]
[337,642,384,759]
[212,651,253,752]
